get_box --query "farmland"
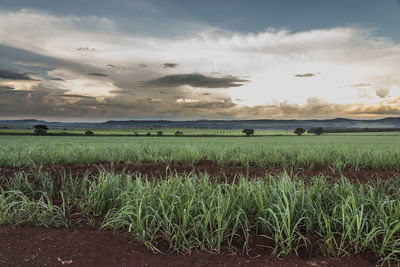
[0,127,298,136]
[1,133,400,266]
[1,135,400,170]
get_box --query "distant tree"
[134,131,139,136]
[33,124,48,135]
[294,128,306,136]
[157,131,163,136]
[308,127,324,136]
[146,132,151,136]
[175,131,183,136]
[242,128,254,137]
[85,130,94,136]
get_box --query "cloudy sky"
[1,0,400,121]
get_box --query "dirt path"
[0,226,380,267]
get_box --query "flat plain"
[1,133,400,266]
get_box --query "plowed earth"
[1,160,399,184]
[0,226,381,267]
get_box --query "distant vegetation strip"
[0,128,298,137]
[0,171,399,263]
[2,135,400,170]
[2,126,400,137]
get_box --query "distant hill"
[2,117,400,130]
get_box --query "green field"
[1,133,400,263]
[3,127,400,137]
[1,134,400,170]
[0,127,300,136]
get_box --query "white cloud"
[1,10,400,119]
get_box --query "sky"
[0,0,400,121]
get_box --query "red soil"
[0,225,381,266]
[1,161,399,184]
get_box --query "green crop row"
[1,135,400,170]
[0,171,399,263]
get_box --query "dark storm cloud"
[143,73,249,88]
[0,80,239,119]
[51,77,65,81]
[294,73,319,78]
[0,84,103,117]
[0,69,36,80]
[1,82,400,120]
[88,73,108,77]
[163,63,178,69]
[0,45,108,79]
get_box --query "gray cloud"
[179,99,236,109]
[0,85,102,118]
[107,64,132,71]
[77,47,102,52]
[1,11,399,121]
[376,88,389,98]
[51,77,65,81]
[0,45,108,80]
[55,94,96,99]
[163,63,178,69]
[0,86,14,90]
[294,73,319,78]
[2,82,400,120]
[0,69,36,80]
[349,83,371,87]
[88,73,108,77]
[143,73,249,88]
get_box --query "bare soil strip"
[1,161,400,183]
[0,226,380,267]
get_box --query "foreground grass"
[2,135,400,170]
[1,171,399,263]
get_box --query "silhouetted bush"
[294,128,305,136]
[33,125,49,135]
[85,130,94,136]
[242,128,254,137]
[308,127,324,135]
